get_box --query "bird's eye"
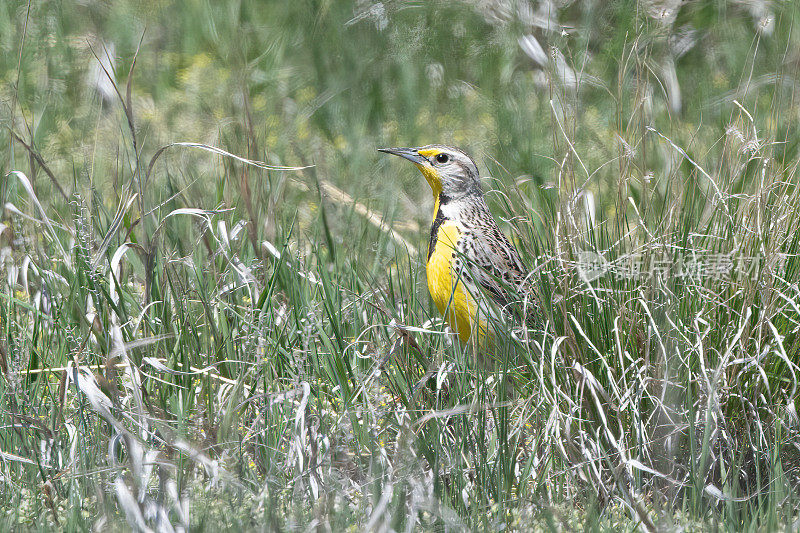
[435,153,450,164]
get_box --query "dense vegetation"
[2,0,800,529]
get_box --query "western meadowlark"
[379,144,534,344]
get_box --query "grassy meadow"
[3,0,800,530]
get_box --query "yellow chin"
[414,163,442,197]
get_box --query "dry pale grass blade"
[3,202,66,231]
[626,458,687,487]
[767,319,799,398]
[114,478,152,533]
[173,440,223,485]
[413,402,513,431]
[152,207,220,236]
[0,450,36,465]
[145,141,312,189]
[108,336,173,361]
[66,363,113,415]
[7,131,69,201]
[317,179,418,256]
[704,483,751,503]
[153,206,261,300]
[6,171,71,265]
[549,100,590,180]
[711,307,753,387]
[364,483,394,531]
[92,193,138,270]
[646,127,734,224]
[212,219,258,297]
[287,382,311,472]
[108,244,131,306]
[110,324,148,433]
[261,239,321,285]
[24,355,251,395]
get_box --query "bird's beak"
[378,147,428,166]
[380,146,442,197]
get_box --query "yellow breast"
[426,221,486,343]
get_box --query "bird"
[379,144,535,345]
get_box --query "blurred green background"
[4,0,798,248]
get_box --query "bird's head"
[379,144,481,200]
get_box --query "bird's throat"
[415,163,443,197]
